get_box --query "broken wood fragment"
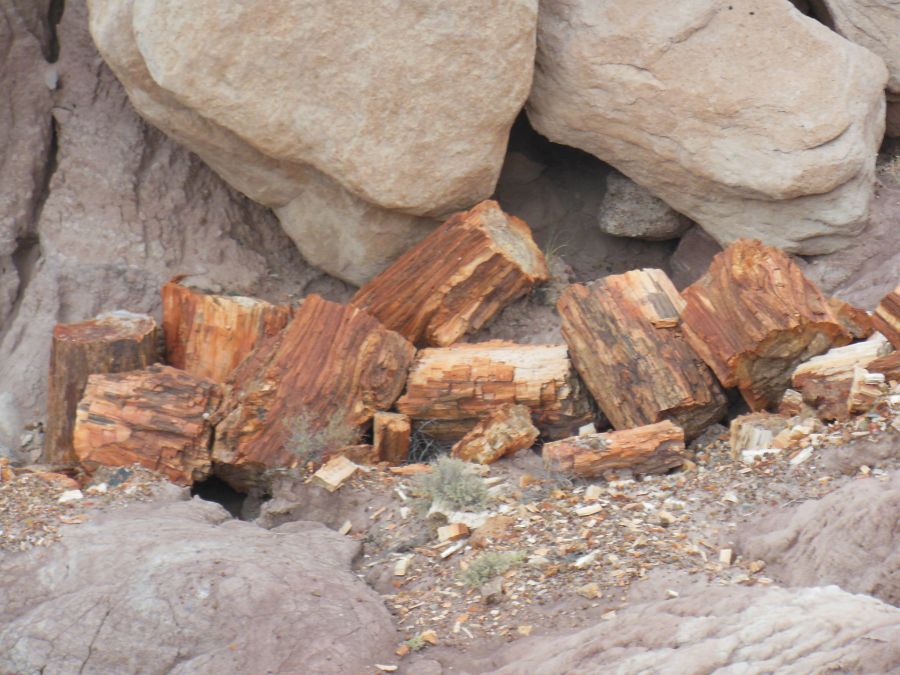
[351,200,549,346]
[45,311,159,465]
[542,420,685,479]
[162,277,292,382]
[868,350,900,382]
[872,285,900,349]
[72,364,222,485]
[847,367,887,416]
[311,455,359,492]
[323,444,380,466]
[451,403,539,465]
[729,413,790,460]
[395,341,594,441]
[373,412,411,465]
[790,335,892,420]
[827,296,873,340]
[680,239,850,410]
[558,268,727,439]
[437,523,470,542]
[776,389,806,417]
[214,295,415,489]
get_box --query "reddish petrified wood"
[558,269,727,439]
[872,285,900,349]
[542,421,685,478]
[45,311,159,464]
[395,341,595,441]
[868,351,900,382]
[351,200,549,346]
[162,277,292,382]
[451,403,539,465]
[680,240,850,410]
[73,364,222,485]
[373,412,411,465]
[214,295,415,488]
[827,297,873,341]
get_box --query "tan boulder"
[815,0,900,135]
[528,0,888,255]
[87,0,537,284]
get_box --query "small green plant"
[461,550,526,588]
[286,410,359,466]
[541,229,569,272]
[413,455,489,511]
[404,636,427,652]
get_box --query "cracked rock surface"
[0,497,397,674]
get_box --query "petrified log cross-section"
[351,200,549,346]
[872,285,900,349]
[373,412,412,465]
[395,341,594,441]
[542,420,685,478]
[451,403,539,465]
[162,277,292,382]
[680,239,850,410]
[72,364,222,485]
[214,295,415,488]
[45,311,159,464]
[557,269,726,439]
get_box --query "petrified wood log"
[395,341,594,441]
[72,364,222,485]
[827,297,873,341]
[558,269,727,440]
[162,277,292,382]
[214,295,415,487]
[868,351,900,382]
[451,403,539,465]
[680,240,850,410]
[373,412,411,465]
[872,285,900,349]
[351,200,549,346]
[790,335,891,420]
[45,311,159,465]
[729,413,790,459]
[542,420,685,479]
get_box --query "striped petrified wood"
[73,364,222,485]
[351,200,549,346]
[162,276,292,382]
[872,285,900,349]
[45,311,159,465]
[542,420,685,479]
[827,296,873,341]
[395,340,595,441]
[214,295,415,488]
[680,239,851,410]
[558,268,727,440]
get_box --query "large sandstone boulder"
[528,0,888,256]
[738,472,900,606]
[86,0,538,284]
[813,0,900,136]
[473,584,900,673]
[0,0,327,460]
[0,498,398,673]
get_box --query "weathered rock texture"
[597,171,692,241]
[45,311,159,464]
[451,403,539,465]
[738,472,900,606]
[814,0,900,135]
[681,240,850,410]
[396,341,594,441]
[0,0,53,329]
[559,269,727,439]
[528,0,888,255]
[0,0,323,459]
[0,498,398,673]
[352,200,548,347]
[87,0,538,283]
[542,420,685,479]
[74,364,222,485]
[214,295,415,488]
[478,583,900,673]
[161,278,292,382]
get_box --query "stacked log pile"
[40,198,898,491]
